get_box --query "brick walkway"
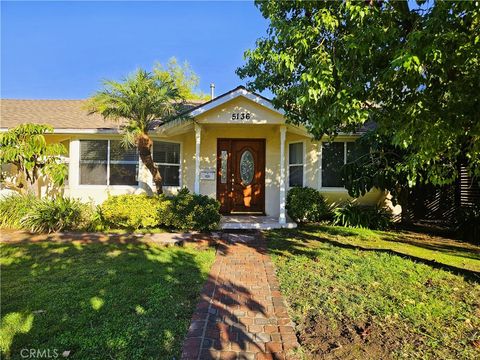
[181,231,299,360]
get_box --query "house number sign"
[231,112,252,120]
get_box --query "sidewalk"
[181,231,299,360]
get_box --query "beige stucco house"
[0,86,385,229]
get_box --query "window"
[79,140,138,185]
[289,142,304,187]
[321,141,368,188]
[153,141,180,186]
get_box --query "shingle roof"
[0,99,205,130]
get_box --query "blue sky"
[1,1,269,99]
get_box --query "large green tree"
[238,0,480,188]
[86,68,184,194]
[0,123,67,195]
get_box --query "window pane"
[322,142,345,187]
[347,141,369,163]
[289,143,303,165]
[110,140,138,162]
[80,163,107,185]
[110,164,138,185]
[153,142,180,164]
[289,165,303,187]
[80,140,107,161]
[158,165,180,186]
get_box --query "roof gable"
[184,86,285,118]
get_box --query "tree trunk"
[137,133,163,194]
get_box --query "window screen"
[80,140,107,185]
[322,142,345,187]
[153,141,180,186]
[289,143,304,187]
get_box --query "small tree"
[86,68,184,194]
[0,123,67,195]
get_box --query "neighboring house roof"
[0,98,204,131]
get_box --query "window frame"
[319,140,354,191]
[287,140,306,189]
[151,139,182,189]
[78,139,139,188]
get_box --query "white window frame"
[78,139,139,188]
[287,140,306,189]
[319,141,353,192]
[151,139,182,189]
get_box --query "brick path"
[181,231,299,360]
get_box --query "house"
[0,86,385,229]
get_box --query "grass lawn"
[0,237,215,360]
[266,226,480,359]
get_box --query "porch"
[220,215,297,230]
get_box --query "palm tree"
[85,69,184,194]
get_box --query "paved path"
[181,231,299,360]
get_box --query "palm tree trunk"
[137,133,163,194]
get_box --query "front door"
[217,139,265,214]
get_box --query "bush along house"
[0,86,387,229]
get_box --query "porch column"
[279,126,287,224]
[194,123,201,194]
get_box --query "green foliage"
[154,57,209,100]
[333,202,392,230]
[21,197,93,233]
[286,187,331,223]
[238,1,480,186]
[455,205,480,243]
[0,193,39,229]
[163,188,221,232]
[0,123,67,193]
[100,194,162,230]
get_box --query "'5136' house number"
[231,112,251,120]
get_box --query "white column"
[194,124,201,194]
[279,126,287,224]
[69,139,80,187]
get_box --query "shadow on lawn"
[268,228,480,284]
[1,233,212,360]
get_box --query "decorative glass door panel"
[217,139,265,214]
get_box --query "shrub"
[100,194,162,230]
[21,197,88,233]
[455,205,480,243]
[162,188,220,231]
[333,202,392,230]
[0,193,39,229]
[286,187,331,223]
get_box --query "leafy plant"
[333,202,392,230]
[162,188,221,232]
[238,1,480,188]
[21,197,88,233]
[0,123,67,195]
[0,193,39,229]
[86,59,206,194]
[100,194,162,230]
[455,205,480,243]
[286,187,331,223]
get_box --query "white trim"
[286,140,306,189]
[187,88,285,118]
[279,126,287,224]
[194,124,201,194]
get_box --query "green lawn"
[0,238,215,360]
[266,226,480,359]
